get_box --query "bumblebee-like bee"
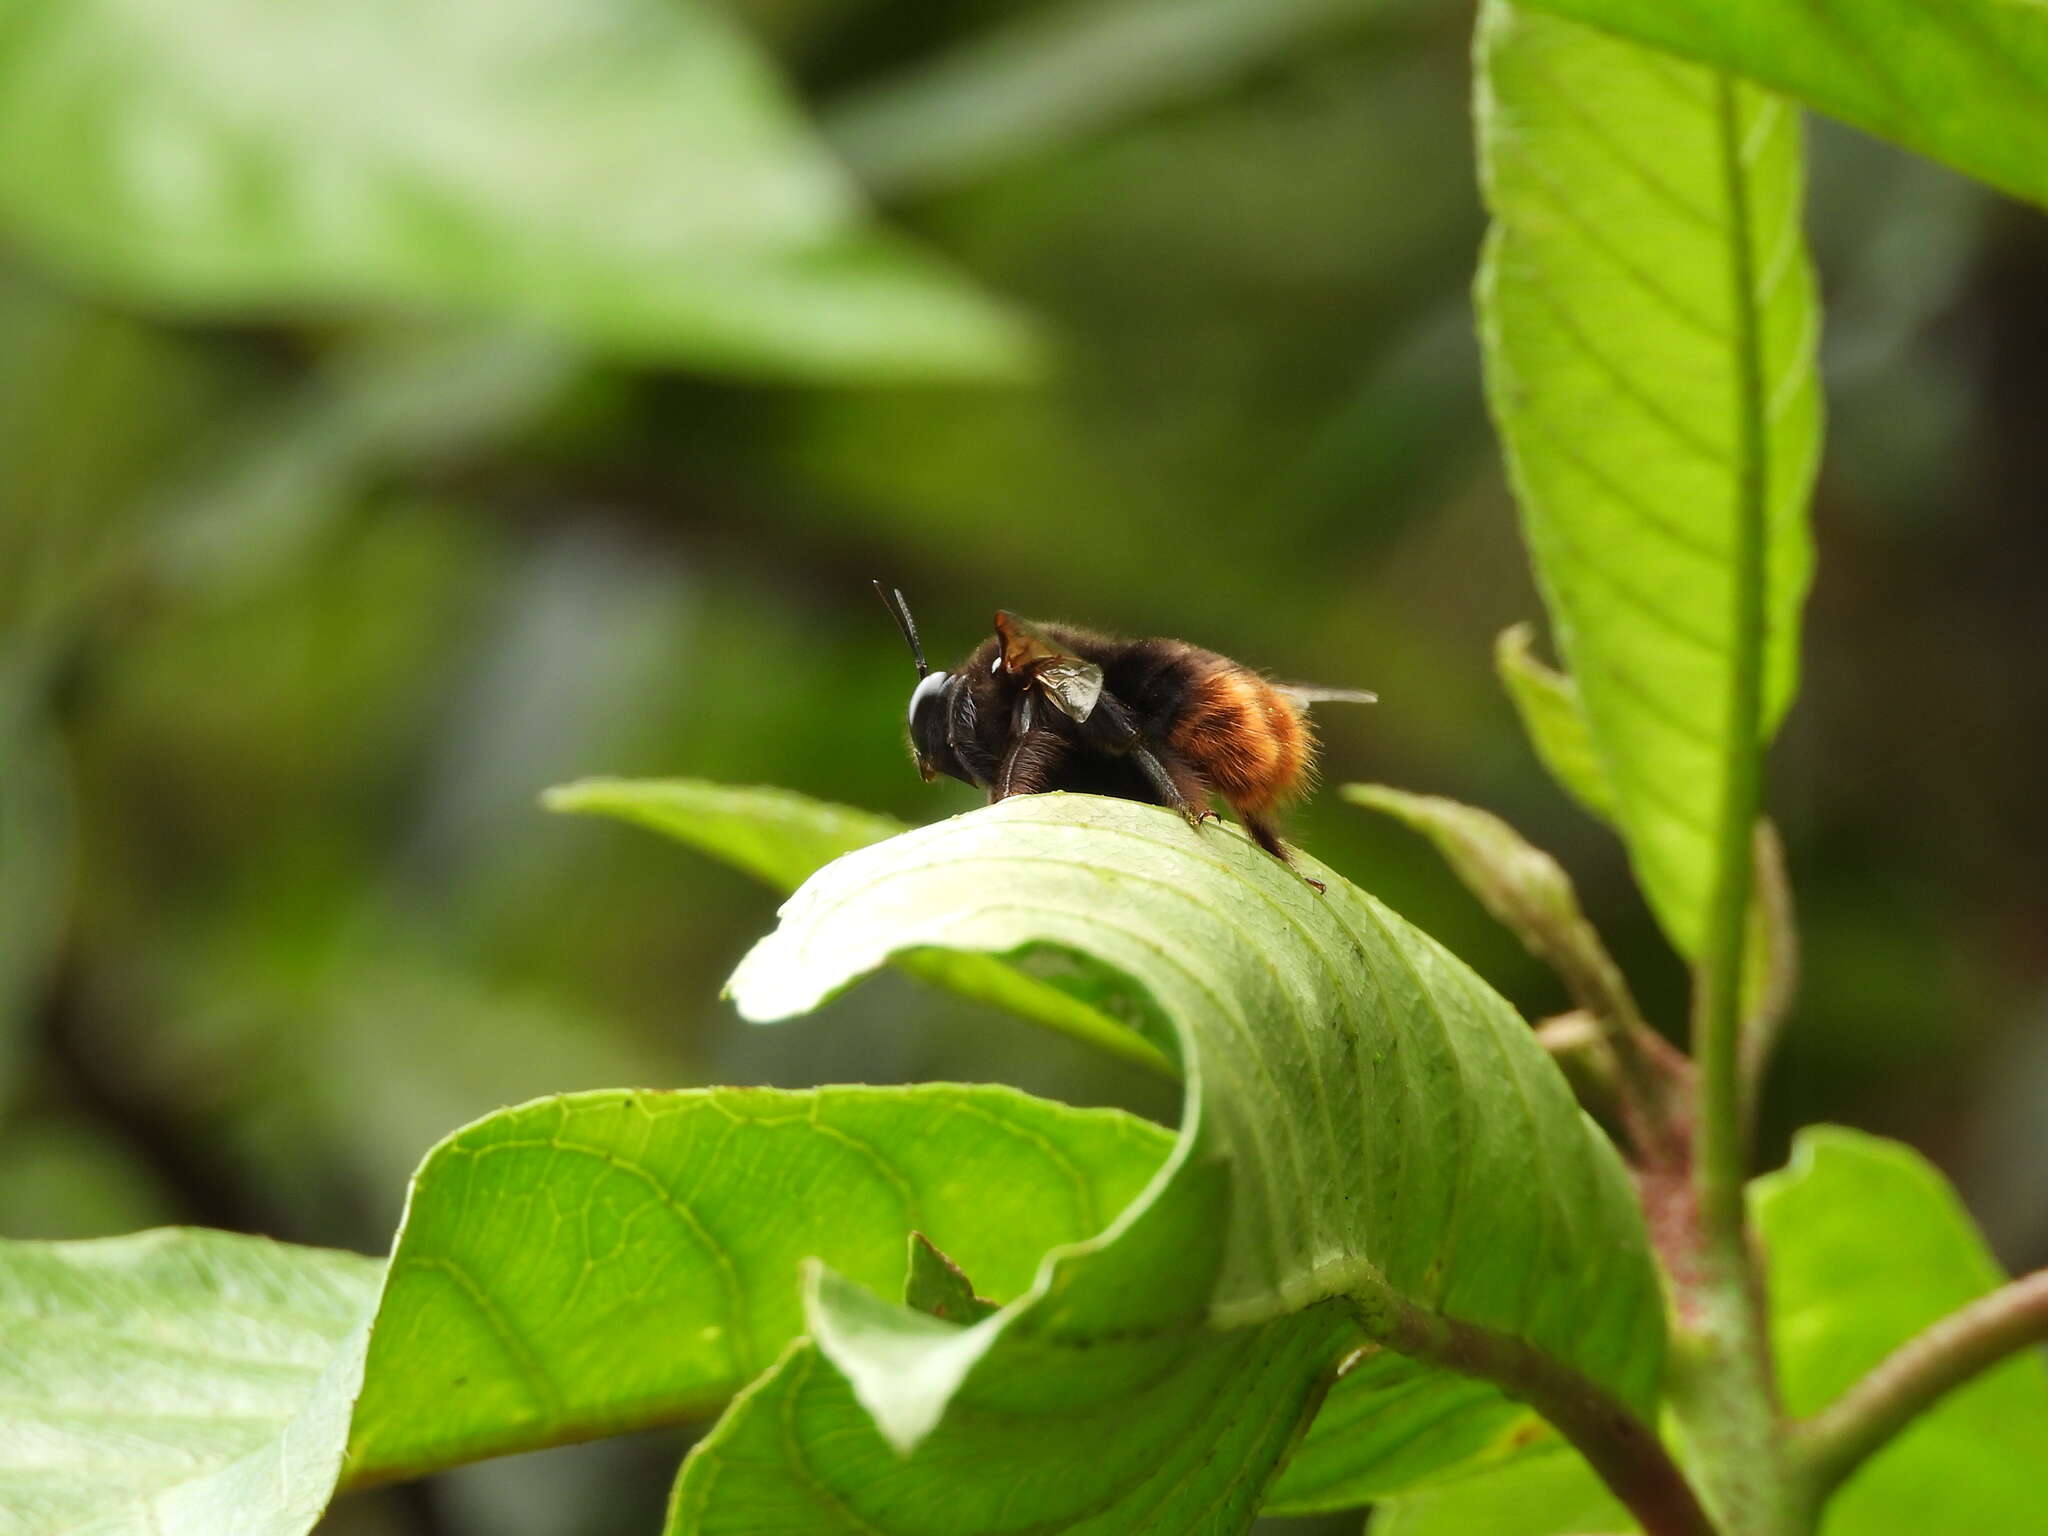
[877,584,1374,886]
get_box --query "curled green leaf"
[694,792,1666,1525]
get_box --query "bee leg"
[994,730,1068,800]
[1080,689,1214,828]
[1128,743,1215,830]
[1240,809,1325,894]
[994,694,1071,801]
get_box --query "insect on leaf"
[670,792,1666,1530]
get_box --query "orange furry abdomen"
[1169,662,1313,813]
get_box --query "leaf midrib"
[1688,70,1772,1228]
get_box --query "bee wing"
[993,610,1069,672]
[994,610,1105,721]
[1281,684,1379,707]
[1031,657,1105,721]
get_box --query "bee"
[875,584,1375,889]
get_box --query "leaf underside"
[1516,0,2048,216]
[0,1230,380,1536]
[1476,0,1821,956]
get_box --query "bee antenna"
[872,580,930,679]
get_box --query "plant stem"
[1664,1245,1790,1535]
[1349,1293,1716,1536]
[1790,1269,2048,1502]
[1541,911,1692,1172]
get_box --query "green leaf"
[0,0,1035,380]
[1476,2,1821,956]
[1757,1127,2048,1535]
[2,1086,1171,1525]
[0,1229,381,1536]
[728,795,1659,1365]
[347,1085,1168,1482]
[1494,621,1614,823]
[544,777,907,893]
[1514,0,2048,214]
[548,776,1182,1076]
[683,792,1665,1527]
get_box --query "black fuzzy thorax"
[947,623,1229,805]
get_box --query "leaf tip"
[1338,782,1418,815]
[1494,619,1540,664]
[804,1258,996,1456]
[539,777,611,815]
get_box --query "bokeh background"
[3,0,2044,1529]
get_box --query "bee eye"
[908,670,951,729]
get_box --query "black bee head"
[907,671,969,784]
[875,582,980,788]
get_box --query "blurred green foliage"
[2,0,2045,1529]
